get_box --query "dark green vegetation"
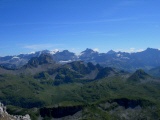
[0,55,160,119]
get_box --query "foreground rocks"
[0,102,31,120]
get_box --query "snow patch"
[116,54,121,57]
[59,60,72,64]
[122,57,130,59]
[78,52,84,56]
[12,56,20,59]
[50,49,59,55]
[93,48,99,52]
[27,51,36,55]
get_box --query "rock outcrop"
[0,102,31,120]
[40,105,83,118]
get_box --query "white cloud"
[93,48,99,52]
[114,48,144,53]
[23,44,62,51]
[68,48,82,56]
[129,48,135,52]
[129,48,144,53]
[27,51,36,54]
[136,49,144,52]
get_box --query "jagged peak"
[145,48,159,52]
[80,48,98,55]
[50,49,60,55]
[26,53,54,67]
[61,50,71,53]
[107,50,116,54]
[134,69,147,74]
[132,69,150,78]
[82,48,94,52]
[56,50,75,55]
[128,69,151,82]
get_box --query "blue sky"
[0,0,160,56]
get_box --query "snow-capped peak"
[93,48,99,52]
[50,49,59,55]
[27,51,36,54]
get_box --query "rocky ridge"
[0,102,31,120]
[1,48,160,71]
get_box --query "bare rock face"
[40,105,83,118]
[0,102,31,120]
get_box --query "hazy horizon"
[0,47,159,57]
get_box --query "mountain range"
[1,48,160,72]
[0,51,160,119]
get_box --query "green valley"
[0,56,160,119]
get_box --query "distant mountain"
[107,50,116,54]
[0,56,127,85]
[127,69,151,83]
[25,53,55,68]
[53,50,77,62]
[95,67,117,80]
[79,48,99,62]
[1,48,160,71]
[0,50,50,69]
[34,61,104,85]
[147,66,160,78]
[19,54,59,75]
